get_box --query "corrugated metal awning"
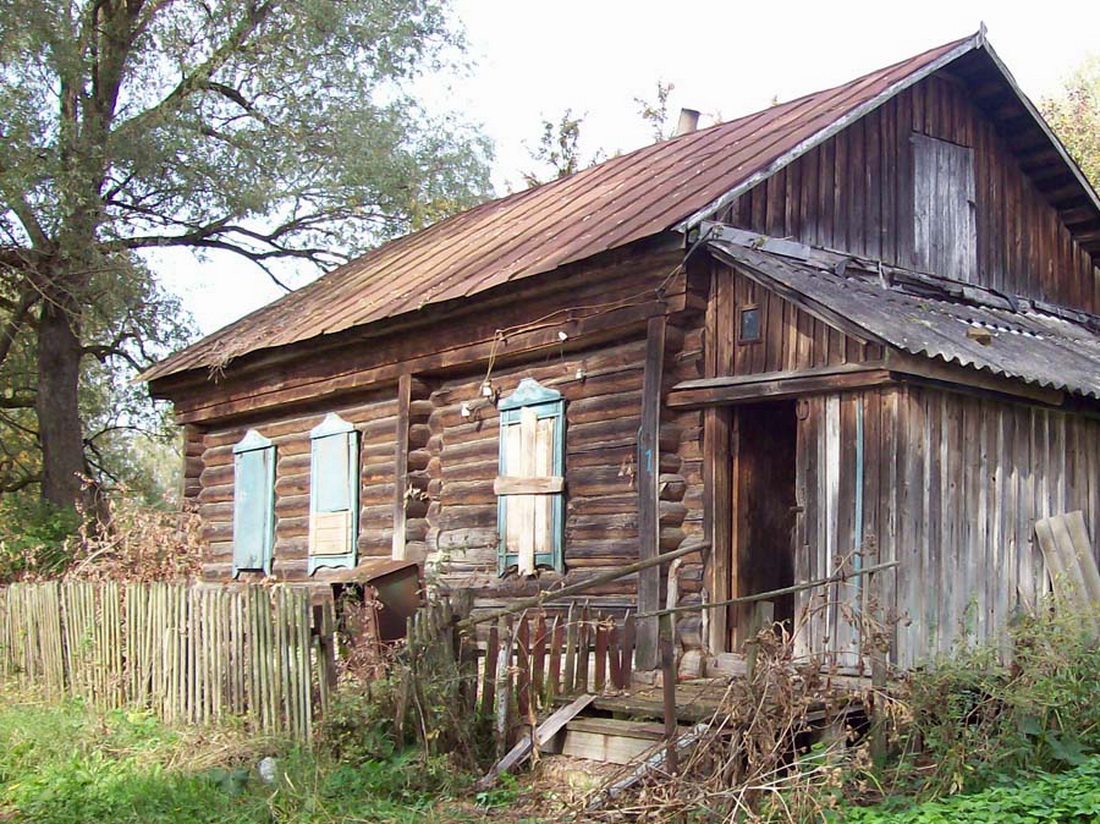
[708,239,1100,401]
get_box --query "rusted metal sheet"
[141,35,990,383]
[709,239,1100,400]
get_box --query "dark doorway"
[732,401,798,649]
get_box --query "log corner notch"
[392,374,433,563]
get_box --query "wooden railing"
[408,597,638,755]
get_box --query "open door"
[730,401,798,650]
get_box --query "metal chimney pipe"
[675,108,701,136]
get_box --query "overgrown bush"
[0,490,201,585]
[842,755,1100,823]
[0,495,81,580]
[894,608,1100,797]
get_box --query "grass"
[837,756,1100,823]
[0,686,507,823]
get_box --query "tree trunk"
[36,295,85,514]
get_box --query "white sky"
[158,0,1100,339]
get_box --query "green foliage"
[1042,55,1100,191]
[0,689,479,823]
[521,109,603,187]
[0,494,80,579]
[893,609,1100,797]
[0,0,493,512]
[635,79,676,142]
[839,756,1100,823]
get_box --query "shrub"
[841,755,1100,823]
[895,608,1100,796]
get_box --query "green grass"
[0,688,497,823]
[837,757,1100,823]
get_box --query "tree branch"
[111,0,275,142]
[0,286,41,370]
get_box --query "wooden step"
[542,716,689,764]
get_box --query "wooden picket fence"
[0,581,327,738]
[408,598,636,752]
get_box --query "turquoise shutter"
[232,430,275,576]
[496,379,565,575]
[308,413,359,573]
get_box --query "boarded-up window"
[232,429,275,576]
[308,413,359,573]
[912,133,977,282]
[495,378,565,576]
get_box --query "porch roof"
[707,235,1100,401]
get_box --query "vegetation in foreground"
[0,686,515,824]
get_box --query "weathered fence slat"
[0,581,323,739]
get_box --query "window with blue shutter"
[308,413,359,574]
[495,379,565,576]
[232,429,275,576]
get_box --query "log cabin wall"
[423,339,651,613]
[716,72,1100,313]
[195,391,399,582]
[166,240,715,627]
[795,384,1100,670]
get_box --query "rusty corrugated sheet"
[142,34,979,383]
[709,240,1100,400]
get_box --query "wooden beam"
[635,315,666,671]
[493,476,565,495]
[391,374,412,561]
[668,363,892,408]
[170,303,665,424]
[475,693,596,790]
[455,541,709,630]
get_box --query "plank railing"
[0,581,327,739]
[409,597,637,752]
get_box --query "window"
[912,133,977,282]
[308,413,359,573]
[738,305,762,344]
[495,378,565,576]
[232,429,275,576]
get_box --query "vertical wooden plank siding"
[717,72,1100,314]
[795,384,1100,668]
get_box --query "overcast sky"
[158,0,1100,338]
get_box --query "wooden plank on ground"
[475,693,596,790]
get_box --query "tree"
[521,109,602,188]
[0,0,492,515]
[1042,56,1100,191]
[635,80,675,143]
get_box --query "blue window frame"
[496,378,565,575]
[232,429,275,576]
[308,413,359,574]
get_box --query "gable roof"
[142,30,1100,384]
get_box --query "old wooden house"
[142,30,1100,673]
